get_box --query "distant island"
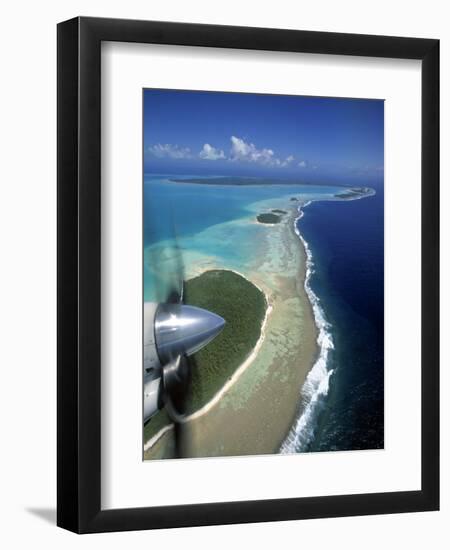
[334,187,374,199]
[257,213,282,224]
[169,178,375,200]
[170,176,307,186]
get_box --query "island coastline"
[144,202,320,459]
[144,269,272,453]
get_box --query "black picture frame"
[57,16,439,533]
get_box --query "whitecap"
[280,203,335,454]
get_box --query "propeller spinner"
[143,301,225,423]
[155,303,225,364]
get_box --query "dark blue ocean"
[144,174,384,452]
[297,180,384,451]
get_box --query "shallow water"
[143,174,383,454]
[144,175,342,300]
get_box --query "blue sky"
[143,89,384,182]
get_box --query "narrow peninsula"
[334,187,374,199]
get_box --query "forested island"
[184,270,267,412]
[144,269,267,445]
[170,176,306,186]
[257,213,282,224]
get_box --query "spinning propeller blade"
[145,210,225,457]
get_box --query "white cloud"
[229,136,278,166]
[199,143,225,161]
[148,143,192,159]
[281,155,295,167]
[149,137,303,170]
[229,136,300,169]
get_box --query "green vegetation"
[271,209,287,215]
[143,408,171,443]
[290,197,298,201]
[143,269,267,443]
[184,270,267,413]
[256,213,281,224]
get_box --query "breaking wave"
[280,202,335,453]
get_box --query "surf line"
[280,202,335,453]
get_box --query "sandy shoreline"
[144,204,319,459]
[144,271,272,451]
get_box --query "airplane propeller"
[145,217,225,457]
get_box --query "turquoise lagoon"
[143,174,346,302]
[143,174,382,454]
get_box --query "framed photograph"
[57,17,439,533]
